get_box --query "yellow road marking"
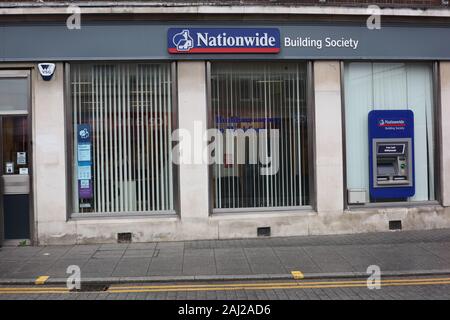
[0,287,68,292]
[107,279,450,293]
[0,276,449,295]
[108,276,450,290]
[291,271,304,280]
[34,276,49,285]
[0,290,70,294]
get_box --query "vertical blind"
[71,63,174,214]
[344,62,435,202]
[211,62,310,209]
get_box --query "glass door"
[0,70,31,245]
[0,116,30,240]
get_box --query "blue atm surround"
[368,110,415,200]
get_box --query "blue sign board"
[167,28,280,54]
[77,124,93,199]
[368,110,415,200]
[2,22,450,61]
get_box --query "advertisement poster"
[17,152,27,165]
[77,124,93,199]
[77,165,92,180]
[78,179,93,199]
[77,144,91,162]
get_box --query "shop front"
[1,10,450,245]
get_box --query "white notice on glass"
[77,144,91,162]
[78,165,91,180]
[17,152,26,165]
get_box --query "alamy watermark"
[171,121,280,176]
[66,265,81,290]
[367,265,381,290]
[366,5,382,30]
[66,5,81,30]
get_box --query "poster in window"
[17,152,26,165]
[77,165,91,180]
[77,144,91,162]
[79,179,93,199]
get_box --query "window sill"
[345,200,441,212]
[211,206,316,219]
[69,211,178,221]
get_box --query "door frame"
[0,69,34,246]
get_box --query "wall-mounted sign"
[2,22,450,60]
[168,28,281,54]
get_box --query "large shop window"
[344,62,435,204]
[210,62,310,210]
[71,63,175,214]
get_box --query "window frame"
[64,61,180,220]
[341,60,441,210]
[206,60,316,215]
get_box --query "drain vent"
[257,227,271,237]
[117,232,132,243]
[389,220,402,230]
[71,284,109,292]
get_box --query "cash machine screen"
[377,144,405,155]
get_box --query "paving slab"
[112,258,152,277]
[1,228,450,284]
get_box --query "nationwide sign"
[377,119,407,127]
[167,28,281,53]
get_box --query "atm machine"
[368,110,415,201]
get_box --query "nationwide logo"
[79,128,90,139]
[168,28,281,54]
[378,118,406,127]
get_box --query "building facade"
[1,1,450,245]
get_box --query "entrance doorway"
[0,70,32,246]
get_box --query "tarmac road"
[0,275,449,300]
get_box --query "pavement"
[1,228,450,285]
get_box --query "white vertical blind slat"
[167,65,174,210]
[136,65,142,211]
[296,65,302,206]
[72,63,173,214]
[211,63,308,209]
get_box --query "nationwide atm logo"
[168,28,281,54]
[377,118,407,127]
